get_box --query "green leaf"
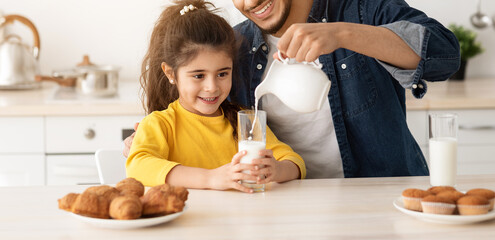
[448,23,484,61]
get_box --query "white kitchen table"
[1,175,494,239]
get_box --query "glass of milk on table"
[237,110,266,192]
[428,113,458,187]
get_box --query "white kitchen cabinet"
[45,115,143,153]
[0,117,45,186]
[0,117,44,153]
[406,110,428,147]
[44,115,142,185]
[0,154,45,186]
[46,154,99,185]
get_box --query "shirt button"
[412,84,418,89]
[322,18,327,23]
[252,47,257,52]
[341,64,347,70]
[418,84,424,89]
[261,45,267,51]
[256,64,263,70]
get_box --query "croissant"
[109,195,143,220]
[141,184,188,216]
[116,178,145,197]
[58,193,79,212]
[71,191,111,219]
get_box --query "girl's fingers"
[251,165,273,177]
[232,182,254,193]
[258,149,274,158]
[232,172,258,182]
[232,150,247,164]
[234,163,257,173]
[259,174,273,184]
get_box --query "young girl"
[126,0,305,193]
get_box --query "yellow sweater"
[126,100,306,186]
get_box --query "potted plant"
[448,24,484,80]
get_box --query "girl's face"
[166,49,233,117]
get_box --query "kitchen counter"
[0,81,144,116]
[1,175,494,239]
[1,78,494,116]
[406,78,495,110]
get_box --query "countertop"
[1,78,494,116]
[406,78,495,110]
[0,175,494,239]
[0,81,145,117]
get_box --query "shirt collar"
[308,0,329,23]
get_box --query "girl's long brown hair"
[140,0,242,139]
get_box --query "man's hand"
[275,23,341,63]
[123,122,139,158]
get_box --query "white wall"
[0,0,493,82]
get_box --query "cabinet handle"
[84,128,96,139]
[459,125,495,131]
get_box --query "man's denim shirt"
[231,0,460,177]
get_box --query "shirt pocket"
[334,52,377,119]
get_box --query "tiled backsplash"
[0,0,493,82]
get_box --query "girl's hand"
[249,149,284,184]
[207,151,258,193]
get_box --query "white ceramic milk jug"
[254,51,331,113]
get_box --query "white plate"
[393,198,495,224]
[70,206,187,229]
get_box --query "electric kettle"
[254,51,331,113]
[0,14,41,89]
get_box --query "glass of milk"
[237,110,266,192]
[428,113,458,187]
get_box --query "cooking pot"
[0,14,41,89]
[36,55,120,97]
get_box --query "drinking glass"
[237,110,266,192]
[428,113,458,186]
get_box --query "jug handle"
[0,15,41,59]
[277,50,322,69]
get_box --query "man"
[125,0,460,179]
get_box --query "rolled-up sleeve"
[365,0,460,98]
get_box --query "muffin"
[457,195,491,215]
[436,190,465,202]
[466,188,495,211]
[402,188,432,211]
[427,186,457,195]
[420,195,456,215]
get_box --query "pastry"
[420,195,456,215]
[436,190,465,202]
[116,178,145,197]
[457,195,491,215]
[466,188,495,210]
[401,188,432,211]
[109,195,143,220]
[85,185,120,202]
[71,190,111,219]
[427,186,456,195]
[58,193,79,212]
[141,184,188,216]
